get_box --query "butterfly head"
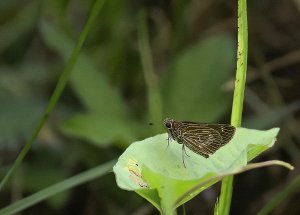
[163,118,176,142]
[163,118,174,130]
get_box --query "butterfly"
[163,118,236,167]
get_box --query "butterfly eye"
[163,118,174,129]
[165,122,172,128]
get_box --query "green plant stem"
[218,176,234,215]
[0,160,116,215]
[0,0,107,191]
[137,10,163,132]
[231,0,248,127]
[218,0,248,214]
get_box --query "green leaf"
[41,21,138,145]
[0,0,108,191]
[113,127,280,212]
[40,21,127,118]
[163,35,235,121]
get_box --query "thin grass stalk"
[137,10,163,132]
[0,0,107,191]
[0,160,115,215]
[257,175,300,215]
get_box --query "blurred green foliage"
[0,0,298,214]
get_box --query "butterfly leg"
[165,134,171,151]
[166,133,173,146]
[164,134,172,154]
[181,145,187,168]
[182,144,190,157]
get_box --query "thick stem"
[218,0,248,214]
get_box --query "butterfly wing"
[180,122,235,158]
[204,123,236,144]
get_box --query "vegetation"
[0,0,299,214]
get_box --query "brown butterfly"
[163,118,236,167]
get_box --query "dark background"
[0,0,299,214]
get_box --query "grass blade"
[0,160,115,215]
[257,175,300,215]
[137,10,163,131]
[0,0,107,191]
